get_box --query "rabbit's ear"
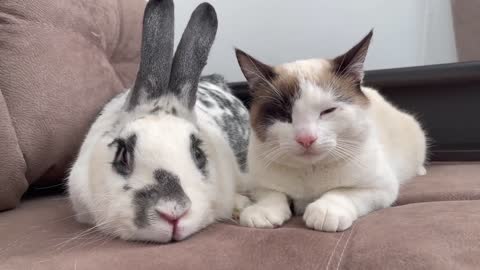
[168,3,218,110]
[126,0,175,110]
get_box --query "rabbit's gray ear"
[169,3,218,110]
[126,0,175,111]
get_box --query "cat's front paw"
[233,194,253,221]
[303,198,356,232]
[239,204,291,228]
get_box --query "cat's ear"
[332,30,373,83]
[235,48,275,88]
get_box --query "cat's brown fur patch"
[319,65,370,106]
[249,60,369,142]
[249,70,300,141]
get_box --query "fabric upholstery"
[1,1,479,269]
[0,0,145,210]
[1,163,479,270]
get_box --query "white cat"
[234,30,427,232]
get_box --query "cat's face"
[236,31,373,167]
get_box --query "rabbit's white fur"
[68,0,249,243]
[69,81,248,242]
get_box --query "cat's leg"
[303,185,398,232]
[239,188,291,228]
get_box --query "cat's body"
[246,86,425,215]
[236,31,427,232]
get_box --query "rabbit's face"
[90,113,216,243]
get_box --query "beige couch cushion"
[0,0,145,210]
[1,163,479,270]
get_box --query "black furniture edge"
[229,61,480,162]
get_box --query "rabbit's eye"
[190,134,208,177]
[110,134,137,177]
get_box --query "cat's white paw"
[233,194,252,221]
[234,194,252,212]
[303,198,356,232]
[240,204,291,228]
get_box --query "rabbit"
[67,0,250,243]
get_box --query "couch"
[1,0,480,269]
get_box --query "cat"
[234,30,427,232]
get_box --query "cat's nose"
[295,134,317,148]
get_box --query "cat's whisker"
[264,150,288,170]
[260,151,280,163]
[336,139,363,147]
[260,144,292,169]
[331,149,357,167]
[336,144,361,154]
[337,143,363,156]
[260,147,283,165]
[333,145,366,170]
[258,143,281,156]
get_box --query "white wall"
[173,0,457,81]
[421,0,457,65]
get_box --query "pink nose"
[157,210,189,225]
[295,134,317,148]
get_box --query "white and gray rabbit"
[67,0,250,243]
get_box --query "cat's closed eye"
[320,107,337,117]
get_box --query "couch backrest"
[0,0,146,210]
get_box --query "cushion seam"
[393,197,480,209]
[0,87,29,197]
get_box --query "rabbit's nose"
[156,208,189,225]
